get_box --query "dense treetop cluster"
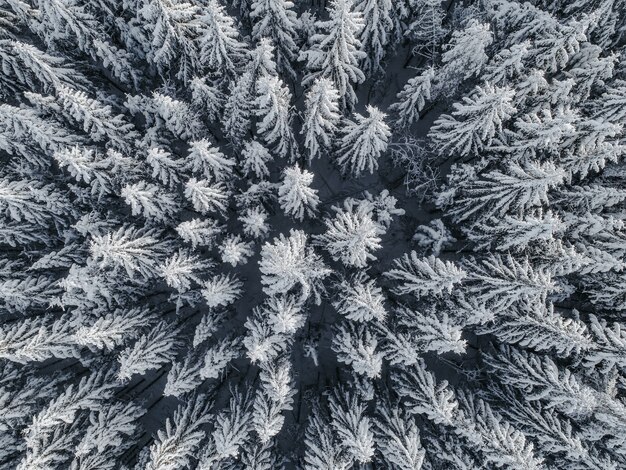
[1,0,626,469]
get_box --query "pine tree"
[0,103,74,160]
[450,161,566,222]
[412,219,456,256]
[440,19,492,86]
[193,310,225,348]
[389,67,434,130]
[190,75,225,122]
[0,39,84,93]
[197,0,247,78]
[137,0,200,83]
[35,0,136,84]
[219,235,254,266]
[146,147,186,189]
[304,408,352,470]
[252,360,296,443]
[249,37,278,80]
[250,0,299,77]
[337,105,390,176]
[240,139,272,179]
[374,404,426,470]
[202,274,243,308]
[259,230,331,303]
[144,394,212,470]
[385,252,466,298]
[315,198,384,268]
[391,359,458,425]
[176,218,224,248]
[334,272,387,322]
[405,0,447,63]
[160,251,209,292]
[184,178,231,215]
[187,139,236,182]
[263,294,306,335]
[333,323,384,379]
[89,225,170,280]
[585,314,626,373]
[26,368,117,440]
[0,314,77,363]
[117,322,182,381]
[150,92,206,140]
[121,181,177,222]
[239,207,270,239]
[255,74,296,159]
[485,345,599,420]
[55,85,137,148]
[300,0,366,110]
[244,313,288,364]
[464,254,556,311]
[429,84,517,157]
[277,164,320,221]
[222,71,254,146]
[73,308,155,352]
[199,391,252,465]
[393,307,467,355]
[328,390,376,463]
[71,401,144,469]
[468,209,563,252]
[484,42,530,85]
[479,302,591,357]
[355,0,394,76]
[455,391,545,470]
[302,78,341,160]
[199,337,241,380]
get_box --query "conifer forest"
[2,0,626,468]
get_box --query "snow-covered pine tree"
[197,0,248,78]
[259,229,331,303]
[429,83,517,157]
[239,206,270,239]
[160,250,210,292]
[385,252,466,298]
[137,0,200,83]
[440,19,493,90]
[219,235,254,266]
[144,394,213,470]
[187,138,236,182]
[302,78,341,161]
[250,0,299,78]
[277,164,320,221]
[222,71,254,146]
[374,403,426,470]
[184,178,231,215]
[255,74,297,159]
[405,0,447,63]
[334,272,387,323]
[89,225,170,280]
[449,161,566,222]
[328,389,376,463]
[354,0,393,77]
[240,139,272,179]
[300,0,366,110]
[117,321,182,381]
[202,273,243,308]
[337,105,390,176]
[332,323,384,379]
[389,67,435,130]
[315,198,384,268]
